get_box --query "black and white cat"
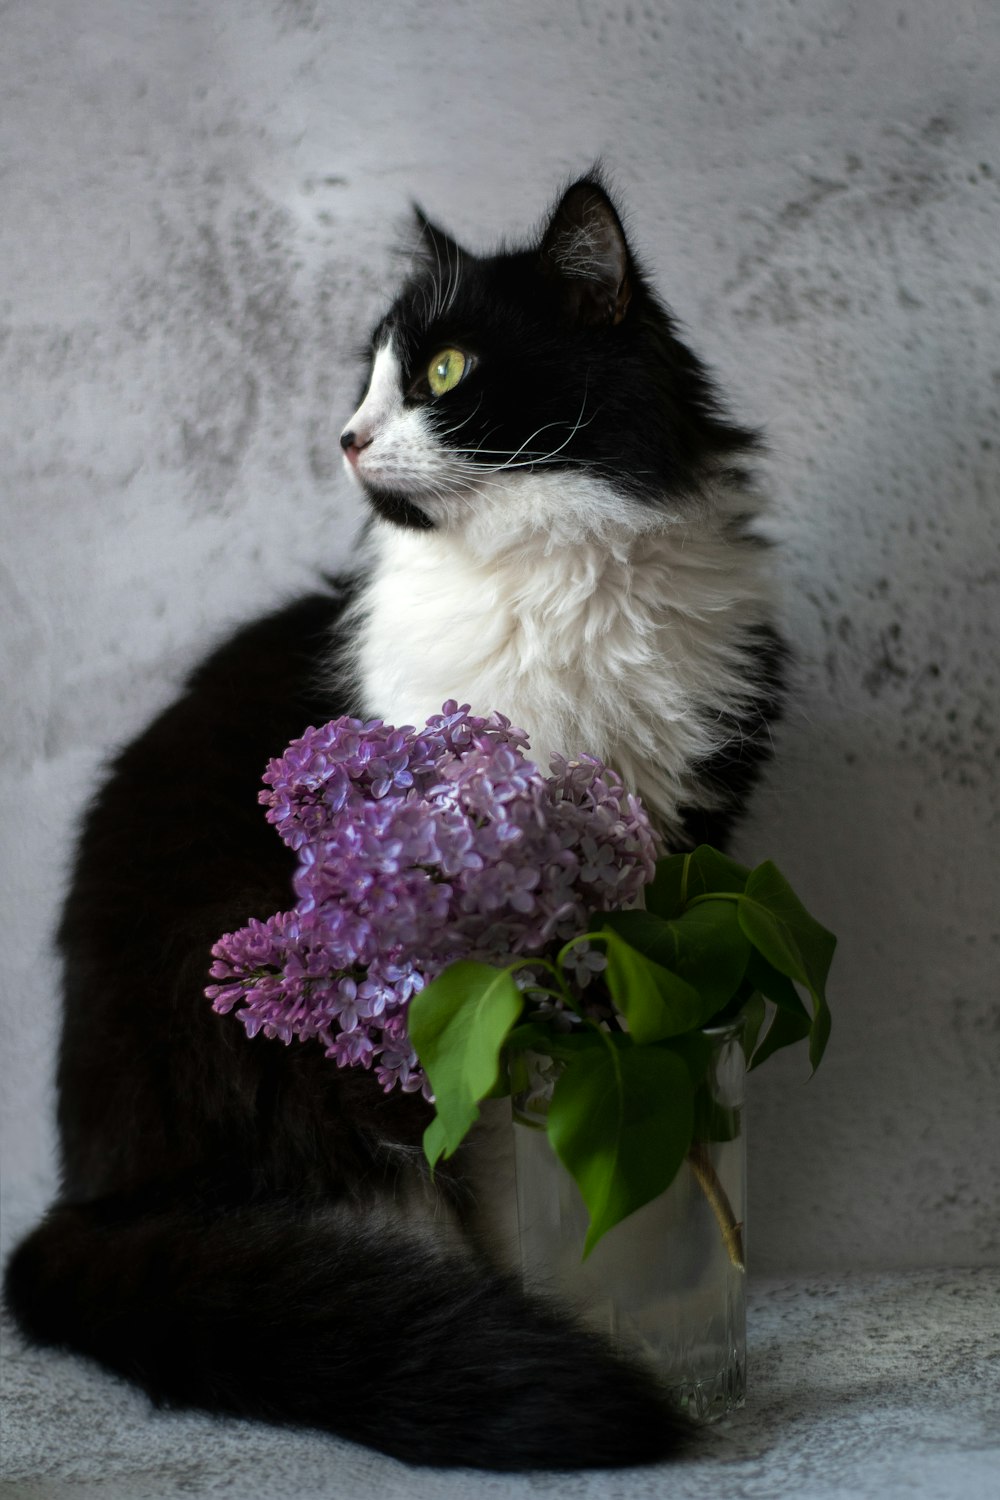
[4,175,782,1470]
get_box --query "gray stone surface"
[2,0,999,1494]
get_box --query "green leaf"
[422,1112,449,1171]
[659,1031,714,1087]
[669,897,752,1009]
[684,845,751,899]
[745,948,809,1016]
[506,1048,531,1098]
[738,862,836,1071]
[740,991,767,1062]
[505,1021,553,1052]
[643,854,687,918]
[600,928,710,1041]
[644,845,749,918]
[407,961,524,1159]
[546,1039,694,1256]
[743,951,822,1073]
[597,907,674,959]
[740,863,835,995]
[602,899,751,1015]
[747,1000,812,1071]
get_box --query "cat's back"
[54,588,382,1202]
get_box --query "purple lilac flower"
[207,705,658,1096]
[562,941,609,988]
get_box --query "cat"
[4,173,783,1471]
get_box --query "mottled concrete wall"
[2,0,998,1271]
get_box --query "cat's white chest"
[356,529,518,732]
[354,512,631,773]
[347,477,769,839]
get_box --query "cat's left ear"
[540,179,632,326]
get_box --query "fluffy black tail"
[4,1195,687,1470]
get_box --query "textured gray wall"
[2,0,998,1274]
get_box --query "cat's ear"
[411,204,467,271]
[540,179,632,326]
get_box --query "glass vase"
[511,1021,746,1421]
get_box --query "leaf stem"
[687,1141,745,1271]
[524,954,584,1015]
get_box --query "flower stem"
[687,1141,745,1271]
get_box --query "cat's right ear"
[410,204,466,273]
[540,179,632,327]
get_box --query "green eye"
[427,348,467,396]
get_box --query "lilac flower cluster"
[206,702,657,1095]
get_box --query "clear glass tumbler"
[512,1021,746,1421]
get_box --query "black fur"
[5,1198,682,1469]
[677,623,788,851]
[4,176,782,1470]
[362,168,759,529]
[3,587,690,1468]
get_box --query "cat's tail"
[4,1194,687,1471]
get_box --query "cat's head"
[341,174,754,546]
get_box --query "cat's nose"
[340,429,371,465]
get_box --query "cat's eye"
[426,348,467,397]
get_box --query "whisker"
[486,380,599,471]
[434,396,486,441]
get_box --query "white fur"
[340,478,771,845]
[343,340,479,504]
[343,342,405,448]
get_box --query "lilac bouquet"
[208,702,834,1258]
[207,702,658,1098]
